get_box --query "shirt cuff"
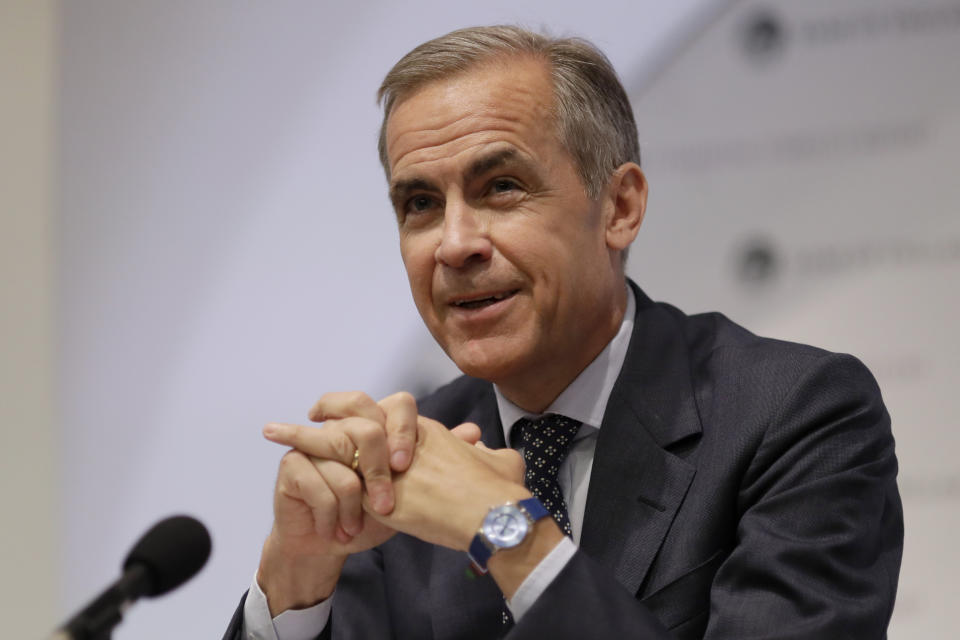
[504,536,577,622]
[242,573,333,640]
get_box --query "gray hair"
[376,25,640,200]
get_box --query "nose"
[435,199,493,268]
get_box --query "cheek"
[400,237,437,299]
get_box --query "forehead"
[384,57,558,177]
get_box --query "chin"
[443,338,528,384]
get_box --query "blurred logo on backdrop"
[740,8,787,62]
[736,236,780,285]
[732,234,960,291]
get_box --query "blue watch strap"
[518,497,549,522]
[468,534,493,573]
[467,498,549,573]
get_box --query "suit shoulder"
[650,301,882,410]
[669,304,858,377]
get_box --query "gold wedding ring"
[350,448,361,472]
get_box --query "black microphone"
[51,515,212,640]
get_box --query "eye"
[490,179,518,194]
[405,195,438,214]
[483,178,526,207]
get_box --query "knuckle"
[515,459,526,479]
[503,450,525,475]
[311,392,340,420]
[389,417,416,438]
[312,505,337,536]
[313,485,335,509]
[384,390,416,408]
[391,426,416,444]
[352,419,386,447]
[329,431,359,464]
[284,424,305,447]
[315,390,385,423]
[278,449,302,470]
[343,390,371,413]
[307,399,324,421]
[362,464,389,482]
[332,472,362,497]
[301,477,338,516]
[292,474,316,499]
[504,448,523,463]
[319,391,345,404]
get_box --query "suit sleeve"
[509,354,902,640]
[324,547,393,638]
[222,591,247,640]
[222,549,390,640]
[705,353,902,638]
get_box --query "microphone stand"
[49,564,150,640]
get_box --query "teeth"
[455,298,491,308]
[454,291,512,307]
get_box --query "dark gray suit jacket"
[226,285,902,639]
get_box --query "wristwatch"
[467,497,549,574]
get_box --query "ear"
[604,163,647,252]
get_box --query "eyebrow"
[388,148,534,209]
[389,178,435,210]
[464,148,524,182]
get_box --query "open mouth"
[451,290,519,310]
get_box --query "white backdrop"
[56,0,953,637]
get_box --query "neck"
[497,292,628,413]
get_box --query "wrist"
[487,516,565,600]
[257,532,346,617]
[456,483,532,552]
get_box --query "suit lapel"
[580,284,700,596]
[430,385,507,640]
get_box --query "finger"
[265,419,396,516]
[311,457,364,537]
[378,392,418,471]
[417,414,448,434]
[308,391,385,424]
[450,422,482,445]
[472,443,526,483]
[345,416,395,515]
[275,450,339,541]
[263,422,357,466]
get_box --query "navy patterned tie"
[500,414,582,630]
[515,414,582,537]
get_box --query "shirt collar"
[496,285,636,445]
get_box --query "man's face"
[385,56,626,407]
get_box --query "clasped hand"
[263,391,527,557]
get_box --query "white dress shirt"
[243,287,636,640]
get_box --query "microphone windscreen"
[122,515,212,597]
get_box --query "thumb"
[471,441,525,484]
[449,422,482,445]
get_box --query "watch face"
[482,504,530,549]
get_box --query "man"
[226,26,902,639]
